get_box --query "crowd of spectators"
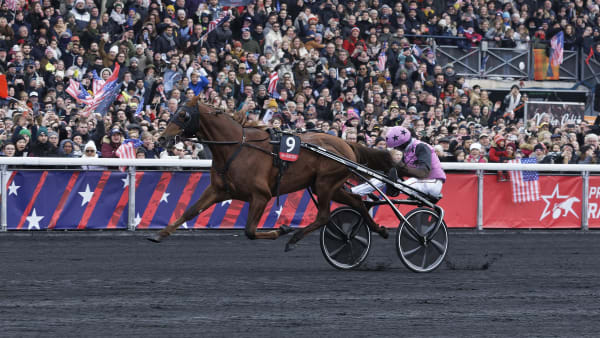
[0,0,600,166]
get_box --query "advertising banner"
[3,170,590,230]
[525,101,585,128]
[483,175,582,228]
[584,176,600,228]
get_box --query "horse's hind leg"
[244,193,294,240]
[148,184,227,243]
[332,189,388,239]
[285,177,341,251]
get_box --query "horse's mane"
[186,96,269,131]
[347,142,394,172]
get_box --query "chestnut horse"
[149,97,394,251]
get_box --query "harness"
[172,105,294,204]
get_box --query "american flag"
[92,70,105,95]
[550,31,564,67]
[268,71,278,95]
[377,50,387,72]
[81,63,121,116]
[5,0,18,10]
[116,139,144,172]
[66,79,82,101]
[207,12,230,35]
[134,96,144,117]
[509,158,540,203]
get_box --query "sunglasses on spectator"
[86,150,95,153]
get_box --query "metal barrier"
[582,54,600,86]
[481,47,529,79]
[0,158,599,231]
[420,37,592,82]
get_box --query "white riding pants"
[351,177,443,197]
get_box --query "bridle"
[168,103,276,180]
[170,104,270,147]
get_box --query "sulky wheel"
[320,207,371,270]
[396,207,448,273]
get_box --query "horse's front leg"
[148,184,228,243]
[244,193,295,240]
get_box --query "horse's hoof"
[279,225,294,236]
[147,235,162,243]
[285,242,296,252]
[147,233,167,243]
[379,226,389,239]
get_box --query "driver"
[352,126,446,197]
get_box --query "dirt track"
[1,230,600,337]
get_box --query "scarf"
[163,32,176,48]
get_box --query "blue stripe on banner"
[148,171,191,229]
[263,195,289,228]
[290,190,311,227]
[134,171,162,224]
[25,172,71,230]
[234,203,249,228]
[179,172,211,229]
[7,171,42,229]
[206,196,231,228]
[55,171,104,229]
[87,172,130,229]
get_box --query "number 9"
[286,137,295,152]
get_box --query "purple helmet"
[386,126,411,148]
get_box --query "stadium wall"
[0,158,598,230]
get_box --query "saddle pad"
[279,134,301,162]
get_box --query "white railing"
[1,158,599,231]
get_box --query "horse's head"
[158,101,197,149]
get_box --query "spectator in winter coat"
[29,127,58,157]
[100,127,123,158]
[81,140,106,170]
[489,134,510,181]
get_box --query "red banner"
[373,173,477,228]
[484,175,582,228]
[585,176,600,228]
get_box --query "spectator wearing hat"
[343,26,366,57]
[532,142,548,163]
[466,143,488,163]
[207,18,232,53]
[29,126,58,157]
[81,140,106,170]
[58,139,77,158]
[71,0,91,30]
[240,27,261,55]
[489,134,510,181]
[101,126,124,158]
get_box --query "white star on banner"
[78,184,94,206]
[275,205,283,219]
[26,209,44,230]
[181,222,188,229]
[8,181,20,196]
[134,213,142,227]
[221,199,232,206]
[121,177,129,188]
[160,192,170,203]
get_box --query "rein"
[175,104,276,179]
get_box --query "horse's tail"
[347,142,394,172]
